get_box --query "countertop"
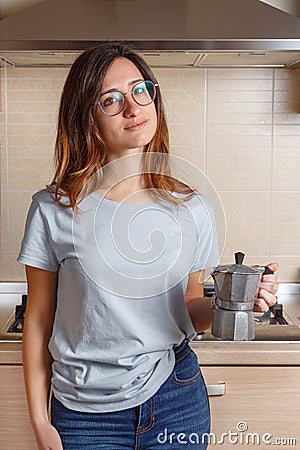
[1,336,300,366]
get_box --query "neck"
[103,151,145,188]
[94,151,148,201]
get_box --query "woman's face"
[96,57,158,159]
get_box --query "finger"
[261,273,279,282]
[259,280,279,295]
[254,298,269,312]
[257,288,277,307]
[266,262,279,273]
[260,274,280,286]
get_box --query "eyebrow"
[100,79,144,96]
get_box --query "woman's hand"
[254,262,279,312]
[33,420,63,450]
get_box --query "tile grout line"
[202,68,209,201]
[269,68,275,261]
[203,67,208,177]
[4,62,11,274]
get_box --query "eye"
[103,96,116,107]
[100,91,123,108]
[102,94,119,107]
[133,83,146,95]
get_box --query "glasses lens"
[132,81,156,106]
[99,91,124,116]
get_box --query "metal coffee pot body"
[211,252,263,341]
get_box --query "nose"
[123,93,141,117]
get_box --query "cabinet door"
[0,365,37,450]
[202,366,300,450]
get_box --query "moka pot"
[211,252,263,341]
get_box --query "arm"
[184,270,213,333]
[22,266,63,450]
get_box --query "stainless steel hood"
[1,0,300,68]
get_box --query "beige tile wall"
[0,65,299,282]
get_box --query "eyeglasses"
[97,80,158,116]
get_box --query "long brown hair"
[47,42,194,211]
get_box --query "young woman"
[18,42,279,450]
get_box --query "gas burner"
[7,294,27,333]
[0,292,27,341]
[255,303,288,325]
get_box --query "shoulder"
[32,188,54,205]
[32,187,69,210]
[29,188,73,227]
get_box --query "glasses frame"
[97,80,159,116]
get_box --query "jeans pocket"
[172,347,201,386]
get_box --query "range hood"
[1,0,300,68]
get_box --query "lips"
[125,119,147,130]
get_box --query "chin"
[126,138,152,150]
[138,130,157,147]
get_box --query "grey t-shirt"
[17,188,218,413]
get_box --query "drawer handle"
[207,383,226,396]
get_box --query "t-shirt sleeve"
[189,196,220,273]
[17,197,59,272]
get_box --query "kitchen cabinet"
[189,336,300,450]
[0,365,36,450]
[202,366,300,449]
[1,341,300,450]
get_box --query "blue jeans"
[51,339,210,449]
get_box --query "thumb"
[266,262,279,273]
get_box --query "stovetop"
[0,285,27,342]
[192,284,300,342]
